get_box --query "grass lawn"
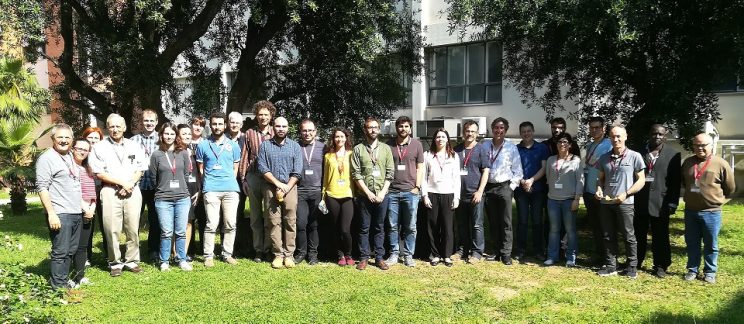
[2,201,744,323]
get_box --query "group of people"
[37,100,736,290]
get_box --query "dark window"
[427,41,502,105]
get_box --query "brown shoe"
[127,265,143,273]
[356,259,368,270]
[110,268,122,277]
[377,260,389,270]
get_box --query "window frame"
[426,40,503,106]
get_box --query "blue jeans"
[684,209,721,275]
[49,213,82,289]
[386,191,420,257]
[357,195,389,261]
[456,197,485,258]
[547,199,577,263]
[156,197,191,263]
[514,190,545,256]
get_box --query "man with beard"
[385,116,424,267]
[352,117,394,270]
[634,124,681,278]
[37,123,83,288]
[195,111,241,267]
[257,117,303,269]
[294,119,325,265]
[542,117,581,156]
[130,109,160,262]
[239,101,276,262]
[89,114,147,276]
[583,116,612,265]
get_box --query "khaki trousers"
[100,186,142,268]
[263,186,297,257]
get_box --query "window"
[711,75,743,93]
[427,41,502,105]
[401,72,413,107]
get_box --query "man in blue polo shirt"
[196,111,241,267]
[514,121,549,261]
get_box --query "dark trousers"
[72,218,93,283]
[514,190,545,257]
[357,196,388,261]
[599,203,638,269]
[296,188,321,258]
[485,183,514,257]
[48,213,82,289]
[327,196,354,258]
[141,189,160,258]
[188,199,207,256]
[635,210,671,270]
[427,193,454,259]
[456,196,485,258]
[584,192,604,263]
[233,190,251,258]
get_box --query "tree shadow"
[1,205,53,240]
[646,289,744,323]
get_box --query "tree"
[445,0,744,148]
[0,0,47,61]
[0,57,48,122]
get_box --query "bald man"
[257,117,303,269]
[681,133,735,284]
[595,126,646,279]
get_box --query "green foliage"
[0,262,63,323]
[0,56,49,123]
[0,119,42,214]
[0,0,47,61]
[445,0,744,149]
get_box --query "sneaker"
[79,277,92,286]
[85,260,91,268]
[110,268,122,277]
[252,257,263,263]
[501,255,513,266]
[485,255,498,262]
[597,267,618,277]
[293,253,306,265]
[67,280,80,289]
[704,274,716,284]
[204,258,215,268]
[430,257,440,266]
[284,257,296,268]
[468,256,482,264]
[543,259,555,266]
[512,253,524,262]
[179,261,193,271]
[345,256,355,266]
[655,267,667,278]
[565,261,576,268]
[625,267,638,279]
[684,271,697,281]
[444,258,453,267]
[308,255,319,265]
[224,256,238,265]
[338,257,347,266]
[160,263,170,272]
[403,255,416,267]
[271,256,284,269]
[385,253,399,266]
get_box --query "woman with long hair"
[176,124,201,259]
[80,126,104,264]
[149,123,193,271]
[422,128,461,267]
[70,138,96,287]
[544,133,583,267]
[322,127,355,266]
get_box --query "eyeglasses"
[557,141,570,145]
[366,126,380,130]
[74,147,90,153]
[301,129,316,133]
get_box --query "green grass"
[2,202,744,322]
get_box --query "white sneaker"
[159,263,170,272]
[385,254,399,266]
[79,277,92,286]
[179,261,193,271]
[565,261,576,267]
[543,259,555,266]
[67,280,80,289]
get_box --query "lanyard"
[109,137,127,166]
[435,153,446,173]
[585,141,601,165]
[59,152,78,180]
[645,145,662,173]
[303,142,316,164]
[164,151,176,176]
[554,154,572,174]
[366,143,379,166]
[461,146,475,167]
[209,138,226,160]
[610,149,627,177]
[397,140,409,162]
[335,150,346,175]
[489,142,504,165]
[186,148,194,173]
[693,157,712,181]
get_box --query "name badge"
[305,169,314,175]
[169,180,180,189]
[212,164,223,170]
[554,183,563,189]
[372,169,381,178]
[187,175,197,183]
[609,182,619,187]
[460,168,469,176]
[645,177,655,182]
[690,186,701,193]
[397,164,406,171]
[337,179,346,186]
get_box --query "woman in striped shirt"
[71,138,96,288]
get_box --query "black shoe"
[654,267,667,278]
[430,257,440,266]
[535,254,546,262]
[308,255,319,266]
[293,253,306,265]
[512,253,524,261]
[501,256,513,265]
[252,257,262,263]
[485,255,498,262]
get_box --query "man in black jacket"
[634,124,681,278]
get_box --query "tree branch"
[158,0,227,66]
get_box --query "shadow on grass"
[647,290,744,323]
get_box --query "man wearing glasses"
[681,133,735,284]
[583,116,612,266]
[294,119,325,265]
[634,124,681,278]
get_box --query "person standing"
[542,117,581,156]
[70,139,96,288]
[81,127,104,264]
[454,120,490,263]
[189,117,207,256]
[227,111,249,257]
[177,124,201,259]
[89,114,147,276]
[583,116,612,265]
[294,119,324,265]
[36,124,82,289]
[385,116,424,267]
[422,129,461,267]
[323,127,355,266]
[352,117,394,271]
[514,121,549,261]
[150,123,193,271]
[634,124,681,278]
[544,133,583,267]
[239,100,276,262]
[681,133,735,284]
[130,109,161,263]
[195,111,241,267]
[257,117,303,269]
[483,117,523,265]
[595,126,645,279]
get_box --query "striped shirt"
[239,127,274,180]
[130,132,159,190]
[79,165,97,203]
[257,137,303,184]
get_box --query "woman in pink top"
[71,138,97,288]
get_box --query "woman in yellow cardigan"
[323,127,355,266]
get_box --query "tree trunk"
[9,176,27,215]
